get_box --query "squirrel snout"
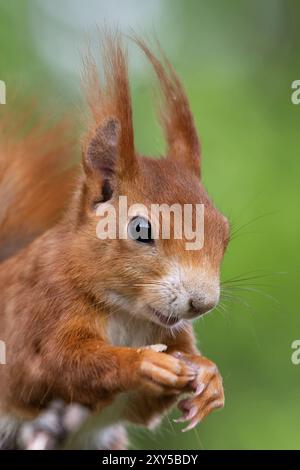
[184,275,220,318]
[188,298,217,317]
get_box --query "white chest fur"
[84,310,166,439]
[106,311,160,348]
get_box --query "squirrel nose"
[189,298,216,317]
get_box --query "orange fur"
[132,36,200,175]
[0,33,229,445]
[0,103,78,261]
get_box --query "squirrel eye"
[128,216,153,244]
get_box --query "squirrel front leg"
[44,329,197,411]
[123,326,224,429]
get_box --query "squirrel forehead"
[122,156,206,206]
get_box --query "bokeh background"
[0,0,299,450]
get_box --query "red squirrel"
[0,33,230,448]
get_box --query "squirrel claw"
[194,382,206,396]
[172,352,224,432]
[173,405,197,423]
[181,417,199,433]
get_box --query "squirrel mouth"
[151,308,180,327]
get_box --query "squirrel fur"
[0,33,230,447]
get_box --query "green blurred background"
[0,0,299,450]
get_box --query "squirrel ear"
[83,31,139,191]
[83,118,120,203]
[84,117,120,178]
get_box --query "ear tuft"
[83,31,137,179]
[132,36,200,177]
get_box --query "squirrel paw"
[172,352,224,432]
[137,347,196,395]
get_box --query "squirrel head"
[70,33,230,329]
